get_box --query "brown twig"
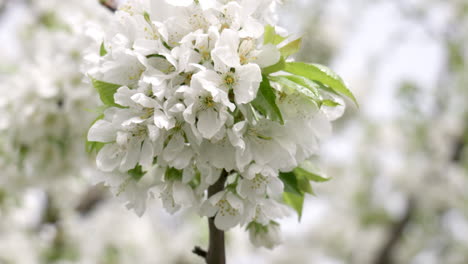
[193,170,228,264]
[192,246,207,258]
[99,0,117,13]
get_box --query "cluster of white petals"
[0,0,111,193]
[86,0,346,248]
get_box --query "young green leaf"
[165,167,183,181]
[91,78,123,107]
[262,56,285,75]
[279,172,302,196]
[251,75,284,124]
[297,175,315,195]
[283,192,305,220]
[270,75,320,101]
[128,165,145,181]
[143,11,151,25]
[293,167,329,182]
[264,25,287,45]
[284,62,358,106]
[320,99,341,107]
[86,141,105,154]
[279,75,320,97]
[100,42,107,57]
[279,38,302,58]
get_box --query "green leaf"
[91,78,123,107]
[270,75,320,101]
[279,172,302,196]
[320,99,341,107]
[146,54,166,59]
[262,56,285,75]
[165,167,182,181]
[296,161,330,182]
[294,165,330,182]
[86,141,105,154]
[279,38,302,58]
[297,175,315,195]
[143,11,151,25]
[263,25,288,45]
[100,42,107,56]
[128,165,145,181]
[284,62,358,106]
[283,192,304,220]
[251,75,284,124]
[279,75,320,97]
[85,105,109,115]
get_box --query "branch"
[373,198,415,264]
[192,246,207,258]
[99,0,117,13]
[193,170,228,264]
[452,125,467,162]
[75,184,106,216]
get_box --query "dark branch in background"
[452,125,467,162]
[99,0,117,13]
[40,193,60,227]
[193,170,228,264]
[75,184,107,216]
[373,198,416,264]
[452,137,465,162]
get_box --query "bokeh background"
[1,0,467,263]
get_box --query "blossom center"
[224,74,236,88]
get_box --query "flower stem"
[206,170,228,264]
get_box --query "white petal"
[228,121,246,150]
[239,17,264,39]
[208,191,225,205]
[96,144,121,172]
[131,93,158,108]
[147,124,160,141]
[197,108,222,139]
[212,29,240,68]
[114,86,137,107]
[170,147,193,169]
[182,166,195,183]
[226,193,244,211]
[172,181,194,207]
[162,133,185,162]
[234,64,261,104]
[120,138,141,171]
[267,177,284,197]
[200,200,217,217]
[255,44,281,68]
[215,212,241,231]
[88,120,115,142]
[139,140,154,171]
[165,0,193,7]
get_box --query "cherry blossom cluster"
[0,0,111,193]
[86,0,349,248]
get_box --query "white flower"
[181,70,235,139]
[211,29,262,104]
[200,190,244,230]
[88,107,157,172]
[228,120,297,172]
[248,221,282,249]
[158,180,197,213]
[237,173,283,202]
